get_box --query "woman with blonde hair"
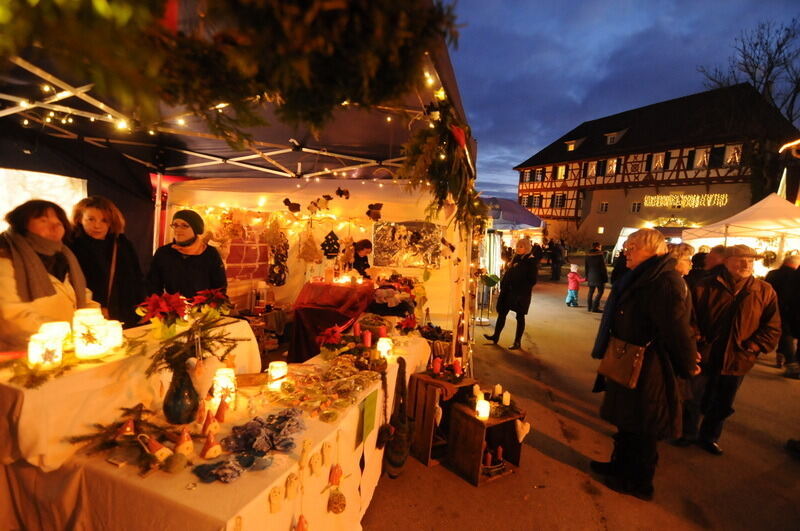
[667,242,695,277]
[589,228,698,500]
[68,196,144,327]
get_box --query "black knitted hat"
[172,209,204,235]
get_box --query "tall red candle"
[483,450,493,467]
[432,357,442,374]
[353,322,361,336]
[378,325,387,338]
[362,330,372,348]
[453,358,462,376]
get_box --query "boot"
[483,333,498,345]
[784,362,800,379]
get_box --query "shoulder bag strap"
[106,237,118,303]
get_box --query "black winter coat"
[496,253,538,315]
[597,254,696,439]
[68,232,145,328]
[765,265,796,335]
[146,244,227,299]
[584,251,608,286]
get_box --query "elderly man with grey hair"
[681,244,781,455]
[765,254,800,376]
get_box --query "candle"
[432,357,442,374]
[362,330,372,348]
[27,332,63,368]
[496,445,504,462]
[353,322,361,336]
[378,325,387,338]
[472,384,482,398]
[453,358,462,376]
[211,368,237,411]
[493,384,503,398]
[483,450,493,466]
[268,361,288,391]
[356,277,364,285]
[102,320,124,349]
[39,321,71,342]
[73,308,107,359]
[476,399,490,420]
[502,391,511,406]
[376,337,393,359]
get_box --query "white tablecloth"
[0,332,430,531]
[0,318,260,472]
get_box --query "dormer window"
[566,141,576,152]
[604,129,627,145]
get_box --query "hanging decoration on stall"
[298,231,323,263]
[268,232,290,287]
[336,187,350,200]
[399,97,487,234]
[2,1,458,146]
[365,203,383,222]
[321,231,341,259]
[284,198,302,214]
[372,221,441,268]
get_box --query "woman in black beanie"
[146,209,227,299]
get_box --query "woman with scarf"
[146,210,227,299]
[68,196,144,328]
[0,200,98,350]
[483,238,538,350]
[589,228,698,501]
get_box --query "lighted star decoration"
[81,329,99,345]
[41,348,57,364]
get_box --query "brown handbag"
[598,336,649,389]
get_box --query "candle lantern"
[102,320,124,349]
[268,361,288,391]
[27,332,63,368]
[73,308,107,359]
[376,337,393,359]
[476,399,490,420]
[39,321,71,342]
[211,368,237,411]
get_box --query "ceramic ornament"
[299,439,313,470]
[309,453,323,476]
[326,464,346,514]
[195,399,206,424]
[174,427,194,458]
[285,472,300,500]
[321,441,334,467]
[200,433,223,459]
[215,395,229,423]
[268,486,285,513]
[433,403,443,426]
[294,515,309,531]
[515,419,531,443]
[115,419,135,440]
[138,434,173,463]
[202,410,219,436]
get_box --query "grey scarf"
[1,229,88,308]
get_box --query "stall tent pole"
[777,233,786,266]
[152,171,163,253]
[723,224,729,247]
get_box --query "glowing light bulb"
[115,119,128,130]
[177,118,186,126]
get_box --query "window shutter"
[686,150,695,170]
[645,153,653,172]
[663,151,672,170]
[709,146,724,168]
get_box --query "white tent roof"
[682,193,800,240]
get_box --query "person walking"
[484,238,538,350]
[585,241,608,312]
[765,255,799,374]
[610,249,629,285]
[681,245,781,455]
[565,263,586,307]
[589,228,698,500]
[549,239,564,281]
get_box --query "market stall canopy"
[682,193,800,240]
[484,197,543,230]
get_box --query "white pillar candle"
[73,309,107,359]
[473,384,482,398]
[211,368,237,411]
[476,399,490,420]
[502,391,511,406]
[493,384,503,397]
[27,333,63,368]
[268,361,288,391]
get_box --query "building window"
[645,153,653,172]
[597,226,605,234]
[534,168,545,182]
[581,162,589,178]
[599,201,609,213]
[556,165,566,180]
[631,201,642,213]
[686,149,695,170]
[554,194,566,208]
[532,195,542,208]
[709,146,725,168]
[522,169,531,182]
[696,148,709,169]
[606,133,617,145]
[653,152,664,171]
[663,151,672,170]
[606,158,616,176]
[615,157,623,175]
[566,141,575,152]
[595,159,606,176]
[725,145,742,166]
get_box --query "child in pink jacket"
[565,263,586,307]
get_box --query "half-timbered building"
[514,83,799,245]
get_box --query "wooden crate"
[407,374,477,466]
[446,402,525,486]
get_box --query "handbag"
[598,336,649,389]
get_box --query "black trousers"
[550,262,562,281]
[492,308,525,345]
[587,284,605,310]
[611,430,659,488]
[682,369,744,442]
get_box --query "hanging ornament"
[326,464,346,514]
[440,237,456,258]
[283,198,301,213]
[366,203,383,221]
[318,195,333,210]
[335,187,350,199]
[321,231,340,259]
[268,232,289,286]
[298,232,323,263]
[307,200,319,215]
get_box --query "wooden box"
[407,374,476,466]
[446,402,525,486]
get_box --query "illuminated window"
[522,169,531,182]
[534,168,545,182]
[725,145,742,166]
[653,153,664,171]
[606,159,616,176]
[597,226,605,234]
[532,195,542,208]
[566,141,576,151]
[588,161,597,177]
[599,201,609,213]
[557,165,566,180]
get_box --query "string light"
[148,129,156,135]
[434,88,446,101]
[22,119,29,126]
[115,119,128,130]
[20,100,31,108]
[177,118,186,126]
[41,84,52,93]
[45,117,51,123]
[386,116,392,122]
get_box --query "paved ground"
[362,279,800,531]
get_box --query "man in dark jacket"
[584,242,608,312]
[589,229,697,500]
[610,249,629,285]
[683,244,781,455]
[765,255,799,374]
[549,240,564,281]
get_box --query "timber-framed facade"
[514,84,799,244]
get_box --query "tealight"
[73,308,107,359]
[211,368,237,411]
[27,332,63,368]
[376,337,393,359]
[268,361,288,391]
[101,320,124,349]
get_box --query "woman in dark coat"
[147,210,227,299]
[484,238,538,350]
[589,228,698,500]
[584,241,608,312]
[69,196,144,328]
